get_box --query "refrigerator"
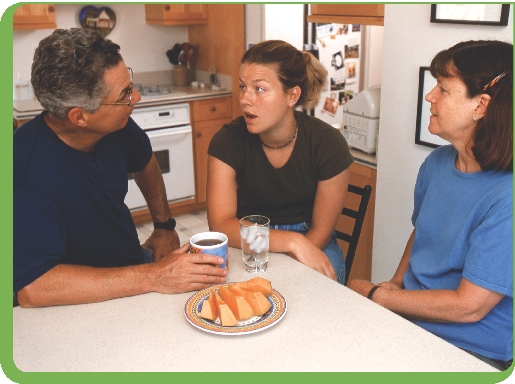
[305,22,362,127]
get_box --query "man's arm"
[16,243,228,308]
[132,154,180,260]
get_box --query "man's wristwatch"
[153,218,176,231]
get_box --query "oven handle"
[145,126,192,139]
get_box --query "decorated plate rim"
[184,283,287,335]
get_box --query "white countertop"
[13,247,497,372]
[13,86,232,119]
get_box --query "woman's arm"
[206,155,241,248]
[349,230,504,322]
[306,168,350,249]
[374,278,504,323]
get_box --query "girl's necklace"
[260,123,298,150]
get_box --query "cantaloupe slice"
[214,291,238,326]
[218,285,254,321]
[235,277,273,296]
[199,289,218,321]
[227,284,272,316]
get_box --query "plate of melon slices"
[184,277,287,335]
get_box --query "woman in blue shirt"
[349,40,513,370]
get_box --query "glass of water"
[239,215,270,273]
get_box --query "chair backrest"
[335,184,372,285]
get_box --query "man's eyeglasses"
[101,67,134,107]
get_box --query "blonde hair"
[241,40,327,110]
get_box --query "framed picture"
[430,4,510,26]
[415,67,450,148]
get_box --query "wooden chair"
[335,184,372,285]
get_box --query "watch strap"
[153,218,176,231]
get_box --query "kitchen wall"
[245,4,304,50]
[372,4,513,283]
[13,3,188,99]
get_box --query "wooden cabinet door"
[308,4,384,26]
[145,4,208,25]
[191,96,232,204]
[13,4,56,30]
[193,117,231,203]
[311,4,384,17]
[336,163,377,282]
[187,4,244,120]
[192,97,232,122]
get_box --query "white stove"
[126,92,195,210]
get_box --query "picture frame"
[415,67,450,148]
[430,4,510,26]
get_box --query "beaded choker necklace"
[261,123,298,150]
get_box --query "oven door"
[125,126,195,210]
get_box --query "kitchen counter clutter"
[13,84,232,119]
[349,148,377,168]
[13,247,497,372]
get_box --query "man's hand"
[149,242,228,293]
[142,229,181,261]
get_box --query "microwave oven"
[342,85,381,154]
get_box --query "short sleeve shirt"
[14,113,152,293]
[208,111,354,224]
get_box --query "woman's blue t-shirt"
[405,145,513,361]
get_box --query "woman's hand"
[377,281,402,290]
[288,233,337,280]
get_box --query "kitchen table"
[13,247,498,372]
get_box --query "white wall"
[13,3,188,99]
[244,4,304,50]
[362,25,384,89]
[372,4,513,283]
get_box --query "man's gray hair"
[31,28,123,119]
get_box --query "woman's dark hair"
[31,28,123,119]
[241,40,327,110]
[430,40,513,172]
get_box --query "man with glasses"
[14,28,227,307]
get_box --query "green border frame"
[2,2,514,383]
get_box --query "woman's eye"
[256,87,265,92]
[239,85,246,91]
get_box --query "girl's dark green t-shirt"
[208,111,354,225]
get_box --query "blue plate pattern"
[184,284,287,335]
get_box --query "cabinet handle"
[164,5,170,11]
[196,133,202,138]
[210,106,217,113]
[48,5,55,12]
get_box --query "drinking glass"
[239,215,270,272]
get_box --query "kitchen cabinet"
[336,162,377,283]
[188,4,244,120]
[145,4,208,26]
[191,96,232,204]
[13,4,56,30]
[307,4,384,26]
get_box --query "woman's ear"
[288,86,301,106]
[475,94,491,120]
[67,107,88,127]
